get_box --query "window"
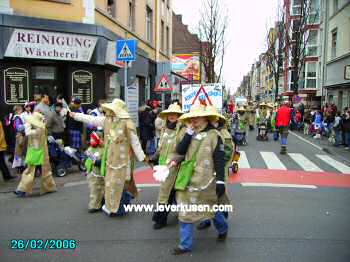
[146,6,153,44]
[291,0,302,15]
[305,62,317,88]
[291,19,301,41]
[107,0,116,18]
[331,29,337,59]
[333,0,339,14]
[161,20,165,52]
[306,30,318,56]
[308,0,320,24]
[128,0,135,31]
[166,26,170,55]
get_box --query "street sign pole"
[161,93,165,110]
[124,61,128,105]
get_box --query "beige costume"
[73,99,145,215]
[16,112,57,195]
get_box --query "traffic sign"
[154,74,174,92]
[116,39,137,62]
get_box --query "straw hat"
[206,105,226,122]
[26,112,45,129]
[179,105,218,122]
[267,102,274,108]
[237,106,246,112]
[259,102,267,107]
[101,98,130,119]
[159,103,183,119]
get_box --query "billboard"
[182,83,223,112]
[171,54,200,81]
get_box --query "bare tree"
[284,0,320,94]
[265,3,285,102]
[198,0,228,83]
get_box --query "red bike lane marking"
[134,168,350,188]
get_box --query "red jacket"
[276,105,292,127]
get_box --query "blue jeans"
[179,212,228,251]
[116,191,133,216]
[335,130,342,146]
[345,132,350,147]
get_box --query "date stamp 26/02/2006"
[10,239,78,250]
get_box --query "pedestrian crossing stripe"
[316,155,350,174]
[237,151,350,174]
[118,42,134,59]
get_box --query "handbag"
[25,147,44,166]
[175,138,204,191]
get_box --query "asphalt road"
[0,130,350,262]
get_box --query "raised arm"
[70,112,105,127]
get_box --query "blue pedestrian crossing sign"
[116,39,137,62]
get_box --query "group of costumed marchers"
[150,103,234,255]
[13,99,235,255]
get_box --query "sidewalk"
[290,130,350,166]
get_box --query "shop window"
[32,66,56,80]
[105,70,120,98]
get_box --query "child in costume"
[85,131,105,213]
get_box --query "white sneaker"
[345,147,350,150]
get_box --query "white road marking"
[288,153,323,172]
[260,152,287,170]
[241,183,317,189]
[316,155,350,174]
[64,181,88,187]
[238,151,250,168]
[137,184,160,188]
[289,131,323,151]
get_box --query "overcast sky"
[173,0,279,94]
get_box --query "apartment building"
[0,0,172,116]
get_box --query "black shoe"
[88,208,101,213]
[197,220,211,230]
[153,223,167,230]
[172,247,191,255]
[14,190,26,197]
[217,232,228,242]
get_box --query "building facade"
[0,0,172,118]
[282,0,322,108]
[322,0,350,110]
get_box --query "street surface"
[1,130,350,262]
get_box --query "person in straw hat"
[247,101,256,131]
[14,112,57,197]
[196,105,234,231]
[150,102,186,229]
[70,98,147,217]
[170,105,228,255]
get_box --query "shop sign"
[5,29,97,62]
[3,67,29,104]
[72,70,93,104]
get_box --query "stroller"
[48,136,86,177]
[256,120,269,141]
